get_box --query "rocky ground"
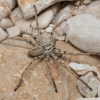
[0,0,100,100]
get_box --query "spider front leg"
[54,49,100,56]
[45,58,58,93]
[50,53,92,91]
[14,54,45,91]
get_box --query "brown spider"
[0,5,93,93]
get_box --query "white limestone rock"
[18,0,74,19]
[77,73,99,98]
[6,26,20,37]
[9,7,24,23]
[98,82,100,97]
[83,1,100,19]
[66,14,100,53]
[0,28,7,40]
[0,18,14,30]
[31,10,53,29]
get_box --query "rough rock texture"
[1,40,100,100]
[83,1,100,19]
[66,14,100,53]
[0,0,11,20]
[18,0,73,19]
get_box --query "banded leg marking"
[14,55,45,91]
[45,59,58,93]
[50,53,92,91]
[54,49,100,56]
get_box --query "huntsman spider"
[0,5,94,93]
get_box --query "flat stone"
[66,14,100,52]
[31,9,53,29]
[18,0,74,19]
[6,26,20,37]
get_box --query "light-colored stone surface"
[0,28,7,40]
[98,82,100,97]
[83,1,100,19]
[0,18,14,30]
[45,27,53,33]
[66,14,100,52]
[6,0,17,9]
[77,73,99,98]
[1,40,100,100]
[15,19,33,32]
[54,5,73,24]
[6,26,20,37]
[55,26,64,36]
[9,7,24,23]
[18,0,73,19]
[0,0,11,20]
[31,9,53,29]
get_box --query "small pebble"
[55,26,64,36]
[45,27,53,33]
[6,26,20,37]
[57,36,65,41]
[0,18,14,30]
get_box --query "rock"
[55,26,64,36]
[45,27,53,33]
[6,0,17,9]
[0,28,7,40]
[9,7,24,23]
[18,0,74,19]
[61,22,67,34]
[6,26,20,37]
[1,40,100,100]
[54,5,73,24]
[0,0,11,20]
[15,19,33,32]
[83,1,100,19]
[31,10,53,29]
[57,36,65,41]
[77,73,99,98]
[0,18,14,30]
[69,62,100,80]
[66,14,100,53]
[0,42,70,100]
[77,98,100,100]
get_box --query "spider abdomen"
[28,46,44,57]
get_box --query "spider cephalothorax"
[0,5,93,93]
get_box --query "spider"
[0,5,93,93]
